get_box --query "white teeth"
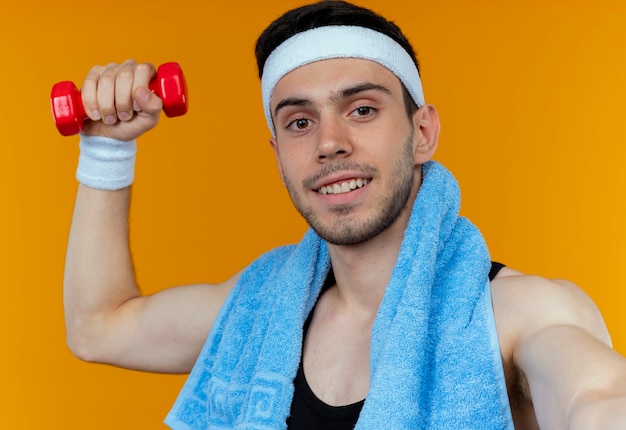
[318,178,369,195]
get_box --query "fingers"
[81,60,158,125]
[131,63,156,113]
[81,65,105,122]
[112,61,135,123]
[132,65,164,119]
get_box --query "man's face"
[269,58,422,245]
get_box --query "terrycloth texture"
[76,134,137,190]
[165,161,514,429]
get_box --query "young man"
[64,1,626,428]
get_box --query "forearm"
[63,184,139,358]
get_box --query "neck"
[326,184,418,312]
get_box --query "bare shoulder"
[490,267,612,354]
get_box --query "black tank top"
[286,261,505,429]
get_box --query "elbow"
[65,319,108,363]
[66,329,99,363]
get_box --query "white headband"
[261,25,425,136]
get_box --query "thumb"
[133,86,163,115]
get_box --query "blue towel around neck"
[165,161,514,429]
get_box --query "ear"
[269,136,286,185]
[412,104,440,164]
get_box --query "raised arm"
[492,269,626,429]
[63,60,237,373]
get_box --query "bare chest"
[302,307,372,407]
[302,303,539,429]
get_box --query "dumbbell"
[51,62,188,136]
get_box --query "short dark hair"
[255,0,420,116]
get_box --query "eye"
[287,117,312,131]
[350,106,376,118]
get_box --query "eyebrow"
[336,82,392,100]
[273,82,393,119]
[273,97,312,119]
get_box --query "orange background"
[2,0,625,428]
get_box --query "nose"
[316,115,353,161]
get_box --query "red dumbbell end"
[149,62,188,118]
[51,81,86,136]
[51,62,187,136]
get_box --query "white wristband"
[76,134,137,190]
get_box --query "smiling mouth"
[317,178,370,195]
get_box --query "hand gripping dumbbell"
[51,62,188,136]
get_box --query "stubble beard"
[284,132,416,246]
